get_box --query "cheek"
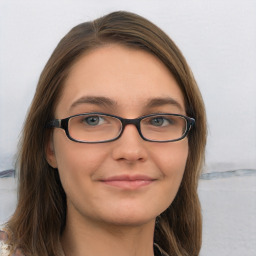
[153,139,189,174]
[151,140,188,205]
[53,130,108,191]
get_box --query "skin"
[46,44,189,256]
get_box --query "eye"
[150,116,172,127]
[83,115,105,126]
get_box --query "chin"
[100,211,157,227]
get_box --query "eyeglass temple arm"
[188,118,195,130]
[46,119,61,128]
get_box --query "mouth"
[100,175,156,189]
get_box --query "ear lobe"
[45,135,58,168]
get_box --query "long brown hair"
[6,11,207,256]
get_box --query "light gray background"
[0,0,255,255]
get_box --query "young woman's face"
[47,44,188,226]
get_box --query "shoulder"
[0,243,11,256]
[0,230,11,256]
[0,229,25,256]
[0,229,24,256]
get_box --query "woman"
[0,11,206,256]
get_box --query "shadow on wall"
[0,170,15,178]
[1,169,256,179]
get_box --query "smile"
[100,175,156,189]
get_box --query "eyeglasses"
[47,113,195,143]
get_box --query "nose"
[111,124,148,163]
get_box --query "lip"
[100,175,156,189]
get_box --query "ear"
[45,133,58,168]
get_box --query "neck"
[61,212,156,256]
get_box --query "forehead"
[56,44,185,117]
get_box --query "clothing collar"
[154,243,170,256]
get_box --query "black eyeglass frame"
[47,112,195,143]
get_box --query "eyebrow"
[70,96,117,110]
[145,97,184,111]
[69,96,184,112]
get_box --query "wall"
[0,0,255,255]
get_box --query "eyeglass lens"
[67,114,188,143]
